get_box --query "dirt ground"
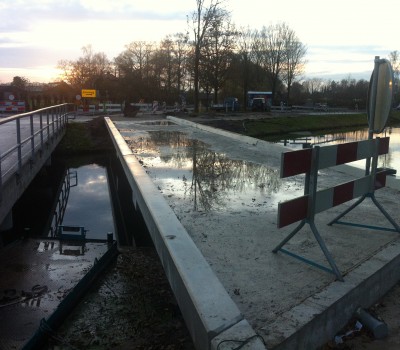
[53,248,195,350]
[52,113,400,350]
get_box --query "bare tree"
[200,8,236,104]
[189,0,225,112]
[172,32,190,96]
[302,78,325,95]
[389,50,400,105]
[58,45,111,90]
[115,41,149,80]
[236,27,256,107]
[258,24,286,104]
[281,30,307,105]
[389,50,400,81]
[114,41,156,101]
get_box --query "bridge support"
[0,211,12,231]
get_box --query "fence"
[0,104,75,204]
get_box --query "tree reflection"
[129,130,282,212]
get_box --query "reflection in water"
[127,131,282,212]
[278,127,400,176]
[6,154,146,247]
[61,164,114,240]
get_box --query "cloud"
[0,0,189,30]
[0,46,69,67]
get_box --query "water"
[4,153,151,247]
[277,127,400,177]
[127,130,291,213]
[59,163,114,240]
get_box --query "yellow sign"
[82,89,96,98]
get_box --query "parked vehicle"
[247,91,272,110]
[251,97,266,111]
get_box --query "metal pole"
[46,110,50,144]
[16,118,22,174]
[40,112,44,150]
[30,114,35,161]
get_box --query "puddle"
[126,130,300,213]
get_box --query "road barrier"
[0,101,26,113]
[274,137,399,281]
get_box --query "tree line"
[5,0,400,111]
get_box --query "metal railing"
[0,103,75,202]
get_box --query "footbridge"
[0,104,75,231]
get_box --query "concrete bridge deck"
[106,115,400,350]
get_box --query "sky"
[0,0,398,84]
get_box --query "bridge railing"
[0,104,75,203]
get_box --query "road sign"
[367,57,393,133]
[81,89,96,98]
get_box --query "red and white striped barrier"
[278,170,387,228]
[274,136,397,281]
[77,105,97,113]
[0,101,26,112]
[278,137,390,228]
[280,137,389,178]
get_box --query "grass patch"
[55,118,113,155]
[242,111,400,141]
[57,123,92,152]
[244,114,367,139]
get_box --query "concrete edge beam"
[211,319,267,350]
[167,116,288,155]
[263,240,400,350]
[104,118,266,350]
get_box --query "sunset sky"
[0,0,398,84]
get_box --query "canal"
[277,126,400,176]
[1,144,194,348]
[5,151,153,247]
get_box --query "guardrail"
[0,103,75,203]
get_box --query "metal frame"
[273,146,344,281]
[273,137,399,281]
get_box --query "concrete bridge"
[0,104,75,233]
[3,108,400,349]
[105,115,400,350]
